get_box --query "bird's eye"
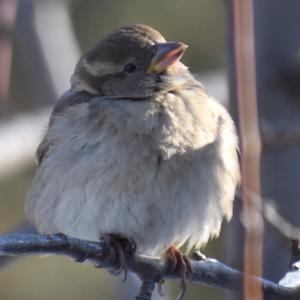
[124,63,137,73]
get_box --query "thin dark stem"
[0,233,298,300]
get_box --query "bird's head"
[71,24,194,99]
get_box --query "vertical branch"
[0,0,18,110]
[233,1,263,300]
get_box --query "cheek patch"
[71,74,99,95]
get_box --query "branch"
[0,233,298,300]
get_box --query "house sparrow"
[26,24,239,297]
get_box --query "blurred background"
[1,0,300,299]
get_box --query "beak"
[147,42,188,74]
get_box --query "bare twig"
[240,188,300,244]
[263,201,300,242]
[290,240,300,268]
[0,233,298,300]
[0,221,36,268]
[0,0,18,109]
[233,0,263,299]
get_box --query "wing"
[36,90,93,165]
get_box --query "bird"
[26,24,240,298]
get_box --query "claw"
[101,233,136,282]
[75,253,88,263]
[192,250,207,261]
[165,246,192,300]
[157,279,165,297]
[175,287,186,300]
[114,239,128,282]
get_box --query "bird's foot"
[165,246,192,300]
[100,233,136,282]
[191,250,207,261]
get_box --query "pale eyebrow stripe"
[82,58,121,76]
